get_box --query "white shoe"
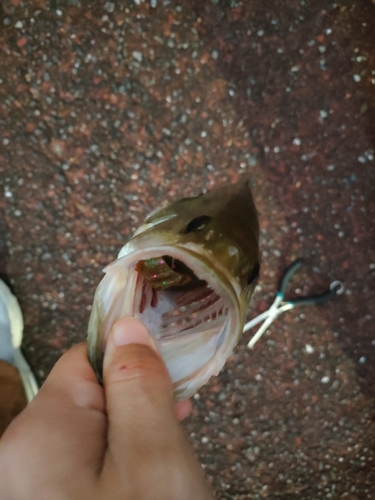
[0,279,38,402]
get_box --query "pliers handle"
[244,259,345,348]
[277,258,344,306]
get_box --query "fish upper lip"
[115,234,241,304]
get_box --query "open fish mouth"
[87,241,241,401]
[133,255,230,343]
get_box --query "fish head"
[134,180,260,297]
[88,180,260,400]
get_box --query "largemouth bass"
[87,180,260,400]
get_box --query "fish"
[87,180,260,400]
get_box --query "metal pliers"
[244,258,345,348]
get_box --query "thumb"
[101,318,214,499]
[102,317,180,455]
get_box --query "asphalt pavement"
[1,1,375,498]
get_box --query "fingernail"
[112,317,156,349]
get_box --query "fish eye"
[247,263,260,285]
[184,215,211,234]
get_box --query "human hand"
[0,318,214,500]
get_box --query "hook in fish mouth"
[134,255,230,342]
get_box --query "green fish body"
[87,180,260,400]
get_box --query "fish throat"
[133,255,230,341]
